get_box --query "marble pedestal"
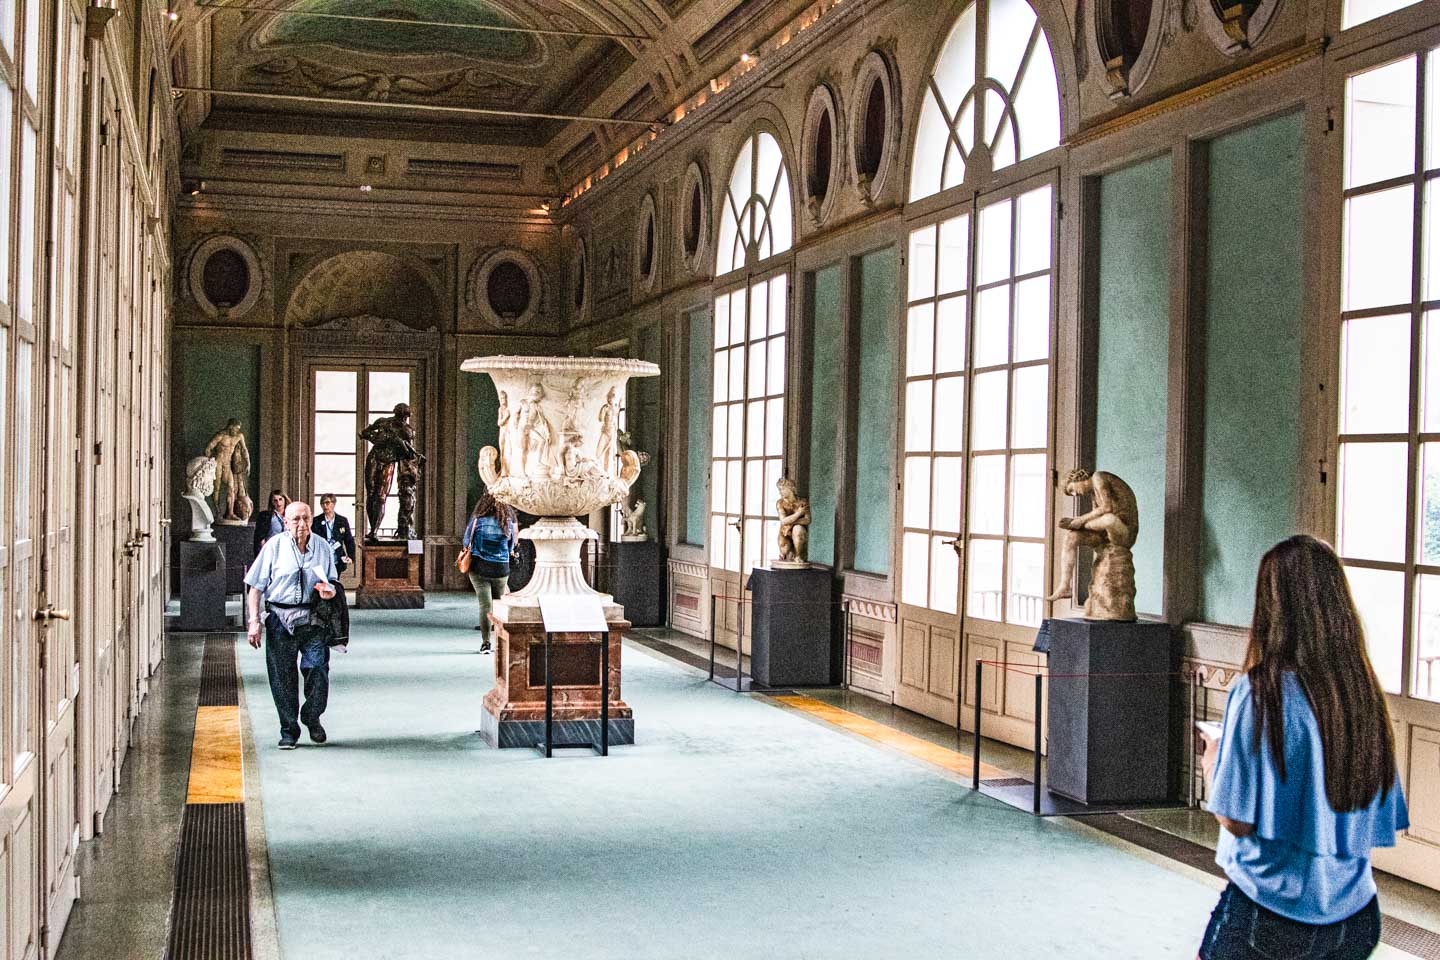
[606,540,662,627]
[212,522,254,595]
[178,541,228,631]
[355,542,424,609]
[749,566,836,687]
[1045,618,1176,805]
[479,603,634,748]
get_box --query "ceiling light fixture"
[359,184,373,192]
[740,52,754,64]
[163,9,179,20]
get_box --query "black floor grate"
[981,777,1033,788]
[197,635,239,707]
[165,802,251,960]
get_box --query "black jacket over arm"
[252,510,277,555]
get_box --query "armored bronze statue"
[360,402,423,543]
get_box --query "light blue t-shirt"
[244,532,338,606]
[1210,672,1408,923]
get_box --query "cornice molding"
[179,193,555,226]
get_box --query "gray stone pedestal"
[1046,618,1176,805]
[749,566,835,687]
[178,541,229,632]
[212,522,254,595]
[607,540,662,627]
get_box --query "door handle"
[943,537,964,557]
[34,605,71,623]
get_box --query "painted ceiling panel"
[258,1,537,61]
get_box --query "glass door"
[896,178,1055,740]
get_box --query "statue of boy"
[1047,468,1139,621]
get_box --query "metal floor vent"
[165,802,252,960]
[1381,916,1440,959]
[981,777,1032,788]
[197,636,239,707]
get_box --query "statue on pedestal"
[621,496,648,541]
[774,477,812,568]
[202,418,252,524]
[360,402,423,543]
[183,456,218,542]
[1047,468,1139,621]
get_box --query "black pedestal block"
[178,541,229,631]
[609,540,662,627]
[1046,618,1176,805]
[749,566,835,687]
[213,523,254,595]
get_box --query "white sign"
[407,539,424,555]
[539,594,610,633]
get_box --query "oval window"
[641,213,656,278]
[487,261,532,319]
[810,110,833,202]
[684,180,703,256]
[860,77,887,179]
[202,248,250,308]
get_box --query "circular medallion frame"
[679,162,710,274]
[467,249,544,329]
[851,51,900,203]
[188,235,263,319]
[634,192,660,293]
[803,84,842,225]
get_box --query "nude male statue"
[1047,468,1139,620]
[203,418,252,523]
[513,383,554,476]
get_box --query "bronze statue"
[202,418,253,524]
[1047,468,1139,621]
[360,402,423,543]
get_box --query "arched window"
[910,0,1061,201]
[715,131,794,276]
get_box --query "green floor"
[238,593,1229,960]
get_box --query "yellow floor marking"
[187,705,244,805]
[1376,945,1425,959]
[771,694,1011,781]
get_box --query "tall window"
[710,131,793,574]
[1337,50,1440,697]
[312,368,412,539]
[910,0,1061,202]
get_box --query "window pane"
[727,461,742,513]
[933,455,964,532]
[764,458,782,514]
[316,371,357,409]
[730,290,746,345]
[368,371,410,414]
[1414,573,1440,702]
[14,340,31,539]
[1423,312,1440,432]
[1009,453,1047,538]
[728,401,743,453]
[970,370,1008,450]
[769,276,787,334]
[986,0,1037,95]
[902,532,930,606]
[1015,185,1053,275]
[1420,442,1440,564]
[1337,441,1408,562]
[930,535,959,614]
[909,226,937,302]
[911,93,949,202]
[313,454,355,494]
[728,345,745,399]
[1013,275,1050,362]
[766,336,786,396]
[765,397,783,457]
[314,412,356,453]
[969,454,1006,535]
[967,538,1004,622]
[905,380,933,452]
[1346,565,1404,694]
[749,281,768,341]
[977,199,1013,285]
[935,296,967,372]
[711,462,725,512]
[18,120,35,322]
[725,517,741,570]
[713,349,729,403]
[1346,57,1417,189]
[938,214,970,295]
[744,459,763,517]
[907,304,935,376]
[975,286,1010,368]
[743,518,762,574]
[23,0,38,100]
[1010,365,1048,448]
[1340,314,1411,435]
[1345,0,1422,31]
[745,399,764,455]
[748,340,766,395]
[1012,35,1061,161]
[904,457,931,529]
[0,85,10,297]
[934,376,966,452]
[1422,181,1440,301]
[1007,541,1045,626]
[1343,186,1414,311]
[714,295,730,348]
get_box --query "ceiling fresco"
[206,0,634,125]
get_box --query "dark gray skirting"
[478,711,634,749]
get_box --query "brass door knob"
[34,605,71,623]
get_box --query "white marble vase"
[461,355,660,612]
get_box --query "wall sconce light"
[85,0,119,39]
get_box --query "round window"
[860,78,887,178]
[187,235,262,319]
[487,261,532,320]
[684,181,703,256]
[679,162,709,273]
[641,215,656,278]
[202,249,250,308]
[851,52,897,200]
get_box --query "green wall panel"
[1096,155,1171,616]
[807,264,845,566]
[1200,112,1305,625]
[464,372,500,513]
[685,307,712,546]
[854,247,898,575]
[175,341,260,512]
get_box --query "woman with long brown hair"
[1197,535,1408,959]
[462,493,518,653]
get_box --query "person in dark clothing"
[315,493,356,575]
[252,490,290,555]
[463,494,518,653]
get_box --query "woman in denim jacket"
[464,494,518,653]
[1197,536,1408,959]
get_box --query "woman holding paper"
[1195,536,1408,959]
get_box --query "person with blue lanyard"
[244,500,339,749]
[1196,535,1409,959]
[315,492,356,576]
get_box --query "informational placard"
[407,539,424,555]
[539,594,610,633]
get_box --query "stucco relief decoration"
[1089,0,1170,98]
[850,50,899,205]
[187,235,264,319]
[1194,0,1280,56]
[803,83,842,226]
[285,249,443,330]
[466,249,543,329]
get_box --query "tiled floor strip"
[165,635,252,960]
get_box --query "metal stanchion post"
[972,660,982,790]
[843,599,852,691]
[601,630,610,757]
[708,592,717,681]
[544,631,554,759]
[1033,672,1043,815]
[1188,670,1198,808]
[735,589,744,693]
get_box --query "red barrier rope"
[975,659,1183,680]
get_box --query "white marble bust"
[183,456,217,542]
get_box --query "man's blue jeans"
[264,614,330,740]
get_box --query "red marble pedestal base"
[479,608,633,748]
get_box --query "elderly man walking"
[245,500,339,749]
